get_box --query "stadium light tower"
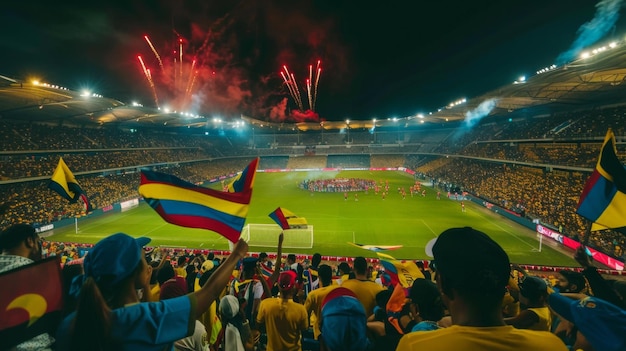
[346,119,351,144]
[372,118,377,143]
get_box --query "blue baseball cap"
[83,233,151,288]
[549,293,626,351]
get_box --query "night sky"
[1,0,624,122]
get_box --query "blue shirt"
[56,294,195,351]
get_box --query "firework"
[279,61,322,112]
[144,35,164,71]
[313,60,322,112]
[137,55,159,107]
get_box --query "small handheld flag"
[376,252,424,288]
[348,242,403,252]
[48,157,92,212]
[268,207,307,229]
[576,129,626,234]
[139,158,258,243]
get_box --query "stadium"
[2,34,626,273]
[4,3,626,350]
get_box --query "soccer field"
[48,170,577,267]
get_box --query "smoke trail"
[556,0,623,65]
[463,98,498,128]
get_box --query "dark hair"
[312,253,322,268]
[0,223,37,251]
[338,262,351,274]
[62,264,84,317]
[287,254,296,262]
[558,270,585,293]
[177,256,187,266]
[69,261,143,351]
[415,261,425,269]
[409,279,445,322]
[354,257,367,275]
[207,252,215,260]
[259,252,268,259]
[318,265,333,286]
[375,289,392,308]
[157,262,175,285]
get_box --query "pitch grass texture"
[49,170,578,267]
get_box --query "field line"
[141,223,168,236]
[474,211,536,250]
[420,219,438,237]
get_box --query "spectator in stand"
[55,233,248,350]
[256,270,308,351]
[505,276,551,331]
[229,257,267,329]
[341,256,385,317]
[304,264,339,339]
[159,276,209,351]
[319,287,371,351]
[0,224,55,351]
[220,295,258,351]
[396,227,567,350]
[336,262,351,284]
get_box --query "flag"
[138,158,258,243]
[260,263,273,279]
[348,242,403,252]
[268,207,308,229]
[376,252,424,288]
[48,157,92,212]
[576,129,626,233]
[0,257,63,350]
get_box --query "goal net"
[241,224,314,249]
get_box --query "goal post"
[241,224,314,249]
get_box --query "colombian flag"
[577,129,626,234]
[376,252,424,288]
[0,257,63,350]
[139,158,258,243]
[348,242,403,252]
[268,207,306,230]
[48,157,92,212]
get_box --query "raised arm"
[267,233,284,287]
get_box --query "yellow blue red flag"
[577,129,626,234]
[138,158,258,243]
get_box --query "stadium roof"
[2,41,626,132]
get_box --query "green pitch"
[48,170,577,267]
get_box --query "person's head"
[312,253,322,268]
[159,276,187,300]
[320,288,370,351]
[318,264,333,287]
[287,254,296,265]
[219,295,241,323]
[156,262,175,286]
[278,270,297,297]
[0,223,42,261]
[74,234,151,306]
[375,289,393,309]
[353,256,367,276]
[177,255,187,267]
[415,261,425,270]
[338,262,351,275]
[409,278,445,322]
[557,270,586,293]
[242,257,257,278]
[259,252,268,262]
[518,276,548,307]
[432,227,510,311]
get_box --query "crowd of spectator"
[3,223,625,350]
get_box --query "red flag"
[0,257,63,349]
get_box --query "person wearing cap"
[504,276,551,331]
[304,264,339,339]
[549,291,626,351]
[55,233,249,351]
[256,270,308,351]
[396,227,567,351]
[0,223,54,351]
[220,295,258,351]
[319,287,371,351]
[340,256,384,317]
